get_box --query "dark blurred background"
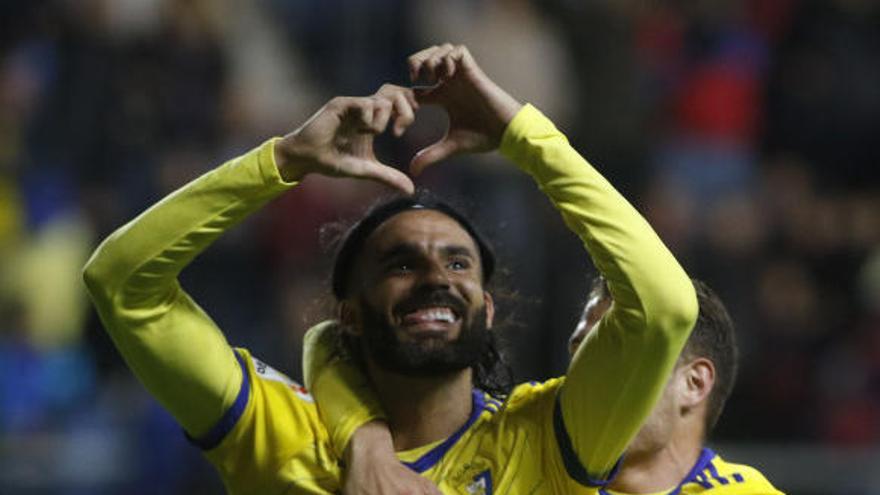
[1,0,878,493]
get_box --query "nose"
[417,258,451,290]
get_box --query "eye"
[448,258,471,271]
[386,260,413,274]
[392,263,411,273]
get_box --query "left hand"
[406,44,524,176]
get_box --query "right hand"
[343,421,443,495]
[274,85,420,194]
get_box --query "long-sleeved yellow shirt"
[304,104,701,492]
[83,105,704,494]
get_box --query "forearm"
[500,105,697,477]
[500,105,695,327]
[303,322,387,456]
[83,138,300,435]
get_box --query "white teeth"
[408,307,456,323]
[428,309,454,322]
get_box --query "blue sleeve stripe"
[552,394,623,487]
[185,351,251,450]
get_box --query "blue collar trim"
[402,389,486,473]
[598,447,716,495]
[667,447,717,495]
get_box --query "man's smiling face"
[344,209,495,376]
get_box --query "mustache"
[393,289,468,318]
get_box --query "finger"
[376,84,419,111]
[370,97,393,134]
[408,45,439,82]
[390,92,416,137]
[419,55,443,84]
[346,157,415,194]
[374,85,418,136]
[410,138,459,176]
[344,98,375,132]
[442,54,456,80]
[403,89,419,111]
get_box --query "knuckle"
[327,97,344,109]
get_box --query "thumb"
[343,157,415,195]
[410,138,459,176]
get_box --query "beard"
[356,291,491,377]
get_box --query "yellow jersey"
[83,104,699,494]
[601,449,783,495]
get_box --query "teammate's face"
[568,290,687,455]
[346,210,494,375]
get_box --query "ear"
[679,357,715,409]
[483,291,495,329]
[338,300,363,336]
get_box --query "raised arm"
[499,106,697,480]
[82,140,295,438]
[82,92,417,440]
[410,45,697,482]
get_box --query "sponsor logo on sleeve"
[249,356,314,403]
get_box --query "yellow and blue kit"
[84,104,702,494]
[599,448,783,495]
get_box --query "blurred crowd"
[0,0,878,493]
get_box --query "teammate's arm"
[82,92,416,440]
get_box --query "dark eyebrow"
[377,243,421,264]
[441,245,476,259]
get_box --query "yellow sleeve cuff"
[499,104,566,175]
[257,137,300,189]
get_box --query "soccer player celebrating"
[84,44,697,493]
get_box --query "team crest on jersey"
[249,356,314,403]
[465,470,492,495]
[449,458,494,494]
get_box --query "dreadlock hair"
[328,190,513,397]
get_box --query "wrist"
[273,133,315,182]
[345,420,395,463]
[496,94,524,129]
